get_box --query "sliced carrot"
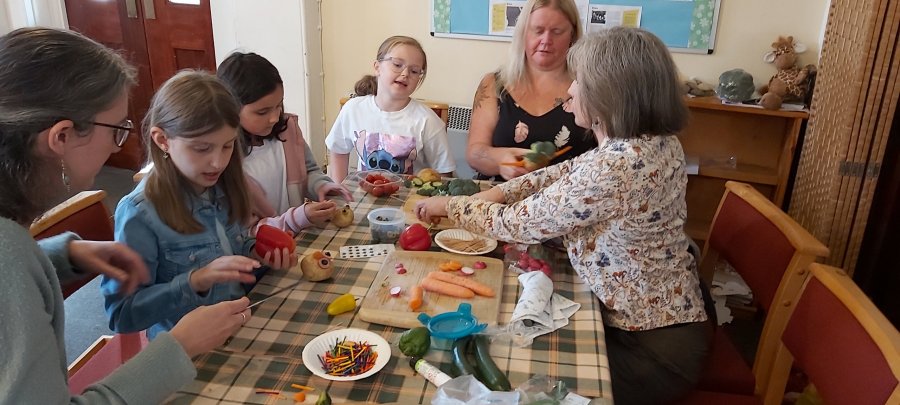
[294,391,306,402]
[409,285,424,311]
[426,271,495,297]
[500,160,526,167]
[419,277,475,298]
[438,260,463,272]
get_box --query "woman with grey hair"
[418,27,711,404]
[0,27,250,403]
[466,0,597,181]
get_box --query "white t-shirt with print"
[325,95,455,175]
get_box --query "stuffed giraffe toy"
[759,36,814,110]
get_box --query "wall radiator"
[446,105,476,179]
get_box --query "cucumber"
[473,335,511,391]
[450,336,478,377]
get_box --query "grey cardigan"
[0,217,196,404]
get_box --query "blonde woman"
[466,0,597,181]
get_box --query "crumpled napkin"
[508,272,580,342]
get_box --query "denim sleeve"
[102,199,212,333]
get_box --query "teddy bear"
[758,36,815,110]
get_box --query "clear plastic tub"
[367,207,404,244]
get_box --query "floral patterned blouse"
[448,134,708,331]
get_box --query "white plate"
[301,328,391,381]
[434,229,498,255]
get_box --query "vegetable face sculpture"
[299,250,334,281]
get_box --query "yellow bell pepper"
[326,293,356,316]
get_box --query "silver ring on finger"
[240,312,247,325]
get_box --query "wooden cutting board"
[401,194,457,230]
[358,251,504,329]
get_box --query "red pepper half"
[254,224,295,257]
[399,224,431,251]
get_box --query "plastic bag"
[432,374,593,405]
[431,375,520,405]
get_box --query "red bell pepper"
[399,224,431,251]
[254,224,295,257]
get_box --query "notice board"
[431,0,720,54]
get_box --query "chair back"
[30,190,113,298]
[699,181,828,393]
[338,96,450,127]
[763,263,900,405]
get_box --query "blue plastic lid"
[417,303,487,339]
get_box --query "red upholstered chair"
[762,263,900,405]
[30,190,149,395]
[693,181,828,395]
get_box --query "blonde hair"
[353,35,428,96]
[567,27,687,139]
[143,70,250,234]
[498,0,582,93]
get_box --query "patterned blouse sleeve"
[450,150,628,243]
[497,157,574,202]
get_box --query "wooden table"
[167,180,613,404]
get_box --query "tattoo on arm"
[554,97,565,107]
[472,148,489,162]
[473,80,492,110]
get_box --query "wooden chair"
[30,190,148,395]
[692,181,829,396]
[761,263,900,404]
[338,96,450,127]
[31,190,114,296]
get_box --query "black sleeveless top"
[476,89,597,181]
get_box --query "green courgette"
[450,336,478,377]
[473,335,511,391]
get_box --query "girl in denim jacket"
[102,71,296,339]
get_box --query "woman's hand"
[498,147,530,180]
[317,182,353,202]
[304,200,337,228]
[68,240,150,295]
[189,256,260,293]
[262,247,298,271]
[415,196,452,224]
[170,297,251,358]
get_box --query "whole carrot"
[409,285,424,311]
[426,271,495,297]
[419,277,475,298]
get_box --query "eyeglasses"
[92,119,134,147]
[378,57,425,78]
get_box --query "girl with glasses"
[326,35,455,183]
[0,27,250,403]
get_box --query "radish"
[460,267,475,276]
[389,286,402,297]
[473,261,487,270]
[396,267,407,274]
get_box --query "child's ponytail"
[353,75,378,96]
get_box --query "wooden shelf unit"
[680,96,809,244]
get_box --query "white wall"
[210,0,321,160]
[320,0,829,136]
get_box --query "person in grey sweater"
[0,27,252,404]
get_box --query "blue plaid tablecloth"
[167,180,612,404]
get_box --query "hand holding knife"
[247,279,302,309]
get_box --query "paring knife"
[247,280,302,309]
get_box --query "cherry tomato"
[371,186,385,197]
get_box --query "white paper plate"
[302,328,391,381]
[434,229,498,255]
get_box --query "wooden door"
[64,0,216,170]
